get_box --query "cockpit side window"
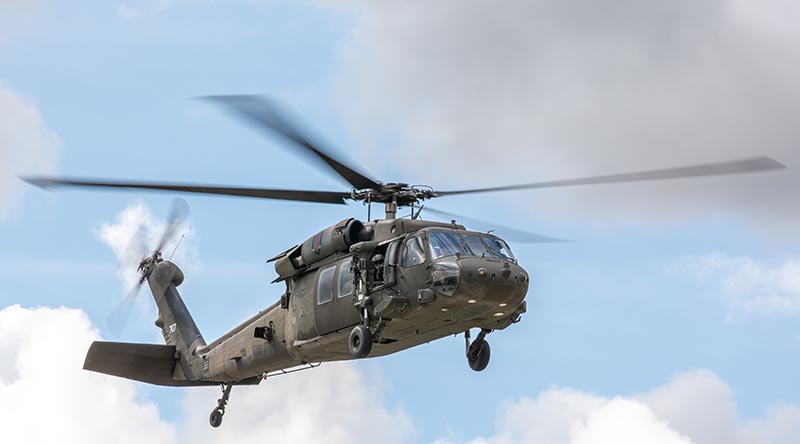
[485,237,516,261]
[400,236,427,268]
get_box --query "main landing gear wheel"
[349,325,373,358]
[465,329,492,372]
[467,338,491,372]
[209,383,233,428]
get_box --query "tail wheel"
[349,325,373,358]
[468,338,491,372]
[209,408,224,428]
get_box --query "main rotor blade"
[23,176,350,204]
[436,156,786,197]
[201,95,381,190]
[423,207,568,244]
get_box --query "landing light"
[467,299,476,304]
[498,303,507,307]
[441,307,450,312]
[494,312,504,317]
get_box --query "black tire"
[209,408,224,428]
[349,325,373,358]
[468,339,491,372]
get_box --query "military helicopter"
[24,95,786,428]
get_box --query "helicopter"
[24,95,786,428]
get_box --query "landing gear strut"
[465,329,491,372]
[209,383,233,428]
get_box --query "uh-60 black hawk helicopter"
[25,95,786,428]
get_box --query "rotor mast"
[384,199,397,220]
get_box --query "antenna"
[412,204,425,220]
[168,234,185,261]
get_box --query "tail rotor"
[106,198,190,337]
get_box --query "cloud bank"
[452,369,800,444]
[0,84,60,220]
[335,0,800,228]
[0,304,413,444]
[0,305,177,444]
[2,304,798,443]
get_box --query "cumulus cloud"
[678,252,800,318]
[451,370,800,444]
[96,200,197,294]
[181,363,413,443]
[334,0,800,228]
[0,305,177,444]
[3,304,799,443]
[0,304,413,444]
[0,84,60,220]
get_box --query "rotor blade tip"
[20,176,54,190]
[760,156,788,170]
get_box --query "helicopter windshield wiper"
[199,95,381,190]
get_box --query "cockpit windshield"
[484,236,515,261]
[427,230,516,262]
[428,231,470,259]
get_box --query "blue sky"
[2,1,800,443]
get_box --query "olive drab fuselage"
[193,217,529,383]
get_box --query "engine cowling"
[274,218,371,278]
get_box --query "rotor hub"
[349,183,437,207]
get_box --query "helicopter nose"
[454,257,529,303]
[461,258,528,286]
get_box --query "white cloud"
[451,369,800,444]
[333,0,800,228]
[0,304,414,444]
[0,305,177,444]
[96,200,197,293]
[181,363,414,443]
[0,83,60,220]
[679,253,800,317]
[2,304,798,444]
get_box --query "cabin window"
[338,261,355,298]
[401,236,426,268]
[317,265,335,305]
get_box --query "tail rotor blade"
[119,224,147,269]
[107,283,143,338]
[156,198,190,253]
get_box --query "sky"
[1,1,800,443]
